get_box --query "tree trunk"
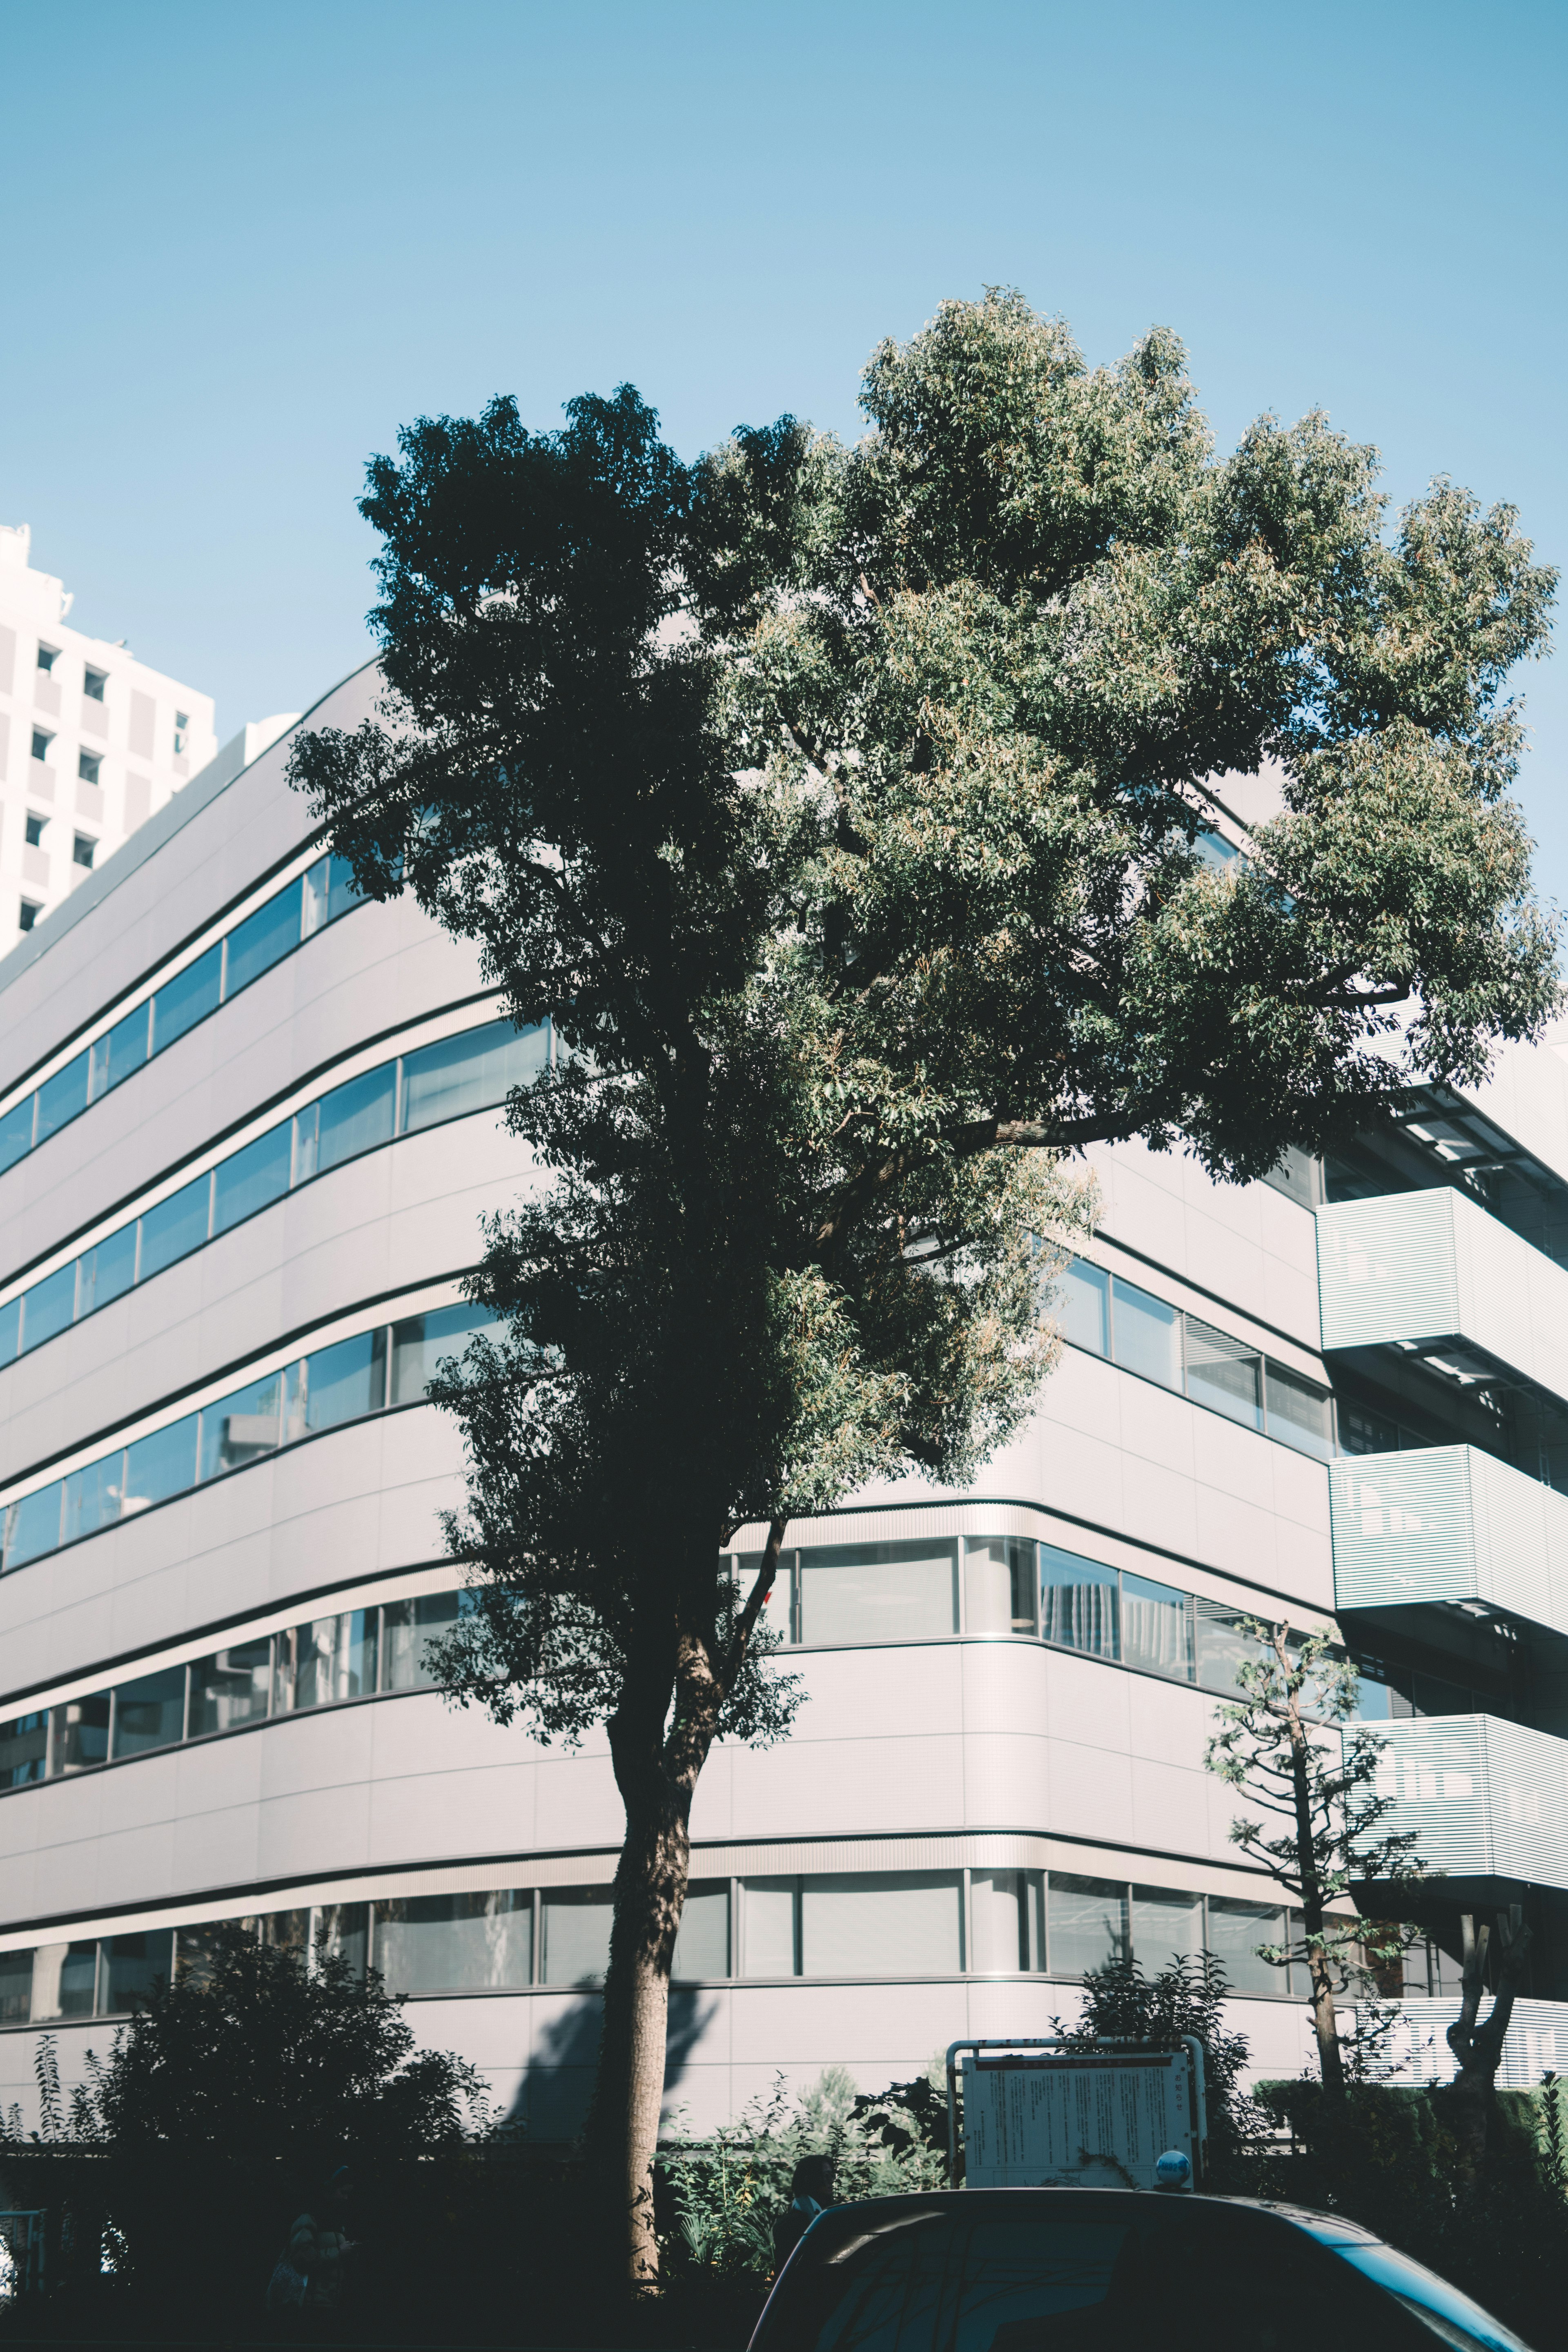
[590,1782,691,2289]
[1444,1909,1532,2187]
[1279,1635,1344,2102]
[586,1521,788,2290]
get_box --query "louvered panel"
[1369,1717,1568,1891]
[1330,1448,1475,1610]
[1368,1717,1494,1878]
[1330,1445,1568,1636]
[1365,1998,1568,2090]
[1316,1193,1458,1350]
[1317,1190,1568,1407]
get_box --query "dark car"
[746,2186,1533,2352]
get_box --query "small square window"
[31,729,51,763]
[78,750,102,787]
[174,711,189,755]
[24,813,45,848]
[83,668,107,703]
[19,902,40,934]
[73,835,95,871]
[36,645,57,674]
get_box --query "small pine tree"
[1205,1621,1426,2103]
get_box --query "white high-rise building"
[0,657,1566,2135]
[0,525,221,943]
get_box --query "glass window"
[20,1262,76,1352]
[1111,1278,1183,1389]
[400,1019,547,1135]
[316,1063,396,1174]
[173,1919,259,1987]
[741,1878,797,1977]
[327,853,365,924]
[223,886,301,998]
[1053,1258,1109,1354]
[0,1713,49,1791]
[89,1005,149,1101]
[262,1909,312,1954]
[1039,1547,1118,1660]
[212,1125,291,1236]
[188,1640,272,1737]
[1130,1886,1203,1969]
[964,1537,1037,1635]
[1120,1574,1193,1681]
[301,856,330,938]
[274,1611,379,1711]
[672,1882,729,1979]
[111,1668,186,1758]
[390,1303,501,1405]
[198,1371,284,1482]
[0,1096,33,1175]
[0,1949,32,2023]
[76,1222,138,1317]
[315,1902,369,1979]
[31,1940,99,2020]
[0,1096,34,1175]
[293,1330,387,1434]
[1341,1402,1400,1457]
[797,1540,957,1644]
[51,1695,110,1773]
[374,1891,532,1993]
[381,1592,461,1690]
[541,1886,614,1986]
[5,1482,63,1568]
[1195,1599,1262,1697]
[149,945,222,1054]
[137,1177,211,1280]
[1185,1318,1263,1430]
[971,1869,1045,1971]
[1206,1897,1284,1995]
[800,1872,963,1977]
[122,1417,198,1514]
[100,1930,173,2013]
[1265,1362,1336,1459]
[62,1454,124,1544]
[0,1297,17,1366]
[34,1052,90,1145]
[1047,1875,1127,1977]
[83,667,106,702]
[733,1550,795,1644]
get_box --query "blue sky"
[3,0,1565,898]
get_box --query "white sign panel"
[960,2050,1200,2190]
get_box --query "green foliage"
[287,290,1558,2254]
[18,1934,490,2164]
[1205,1622,1427,2004]
[1056,1952,1268,2188]
[659,2061,949,2283]
[287,285,1561,1771]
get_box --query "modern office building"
[0,523,229,945]
[0,663,1564,2136]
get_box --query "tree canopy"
[289,288,1559,2277]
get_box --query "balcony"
[1316,1189,1568,1410]
[1330,1445,1568,1638]
[1359,1996,1568,2090]
[1363,1715,1568,1900]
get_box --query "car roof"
[805,2187,1382,2247]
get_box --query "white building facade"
[0,524,225,945]
[0,659,1565,2135]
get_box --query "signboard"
[951,2040,1205,2191]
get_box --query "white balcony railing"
[1358,1996,1568,2090]
[1330,1444,1568,1637]
[1365,1715,1568,1892]
[1317,1189,1568,1409]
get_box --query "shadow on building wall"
[509,1987,719,2143]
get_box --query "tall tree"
[289,290,1559,2283]
[1204,1624,1428,2099]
